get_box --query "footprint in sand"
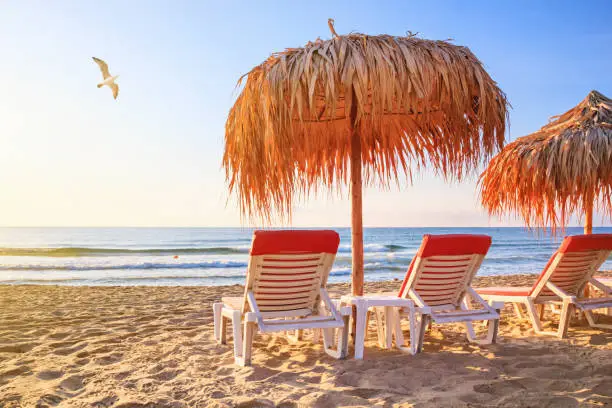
[151,369,183,381]
[209,390,226,399]
[594,363,612,376]
[234,398,276,408]
[473,379,526,395]
[37,370,64,380]
[346,388,381,399]
[26,328,50,337]
[53,342,88,356]
[592,379,612,397]
[80,345,114,358]
[47,331,71,340]
[297,374,322,384]
[589,334,611,345]
[137,379,158,393]
[49,340,79,349]
[91,395,119,407]
[113,370,133,381]
[215,367,234,376]
[37,393,64,406]
[0,365,31,380]
[0,343,38,353]
[0,393,23,407]
[532,365,588,380]
[74,358,90,366]
[59,375,85,391]
[511,361,541,369]
[94,352,124,366]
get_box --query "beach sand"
[1,274,611,407]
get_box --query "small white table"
[340,294,431,359]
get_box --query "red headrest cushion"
[250,230,340,256]
[417,234,492,258]
[558,234,612,253]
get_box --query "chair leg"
[394,306,419,355]
[231,310,243,358]
[287,329,303,343]
[525,299,545,334]
[416,313,430,353]
[537,304,546,320]
[513,303,524,319]
[489,317,500,344]
[464,313,500,346]
[383,306,394,349]
[220,316,228,345]
[340,313,350,358]
[464,321,478,343]
[353,301,368,360]
[312,328,321,343]
[557,299,573,339]
[213,303,223,342]
[322,327,334,351]
[392,308,406,349]
[374,308,385,347]
[489,301,502,344]
[322,315,350,359]
[584,310,597,326]
[462,298,482,344]
[237,320,256,366]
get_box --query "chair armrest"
[415,305,432,315]
[339,306,352,316]
[330,299,351,315]
[244,312,258,322]
[490,301,504,311]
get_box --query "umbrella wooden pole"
[350,92,364,297]
[349,88,364,343]
[583,194,594,300]
[584,194,594,234]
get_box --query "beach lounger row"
[213,230,612,366]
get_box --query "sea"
[0,227,610,286]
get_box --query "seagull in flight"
[92,57,119,99]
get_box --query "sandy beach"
[1,273,611,408]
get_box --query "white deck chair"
[212,230,350,366]
[477,234,612,338]
[593,276,612,316]
[396,234,501,351]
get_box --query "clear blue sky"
[0,1,610,227]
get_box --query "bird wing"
[92,57,111,79]
[110,83,119,100]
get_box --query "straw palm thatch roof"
[479,90,612,232]
[224,26,508,220]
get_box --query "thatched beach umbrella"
[480,90,612,234]
[224,21,508,296]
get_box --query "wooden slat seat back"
[530,234,612,301]
[242,230,340,315]
[398,235,492,309]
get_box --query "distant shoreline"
[2,271,610,289]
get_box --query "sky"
[0,0,611,228]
